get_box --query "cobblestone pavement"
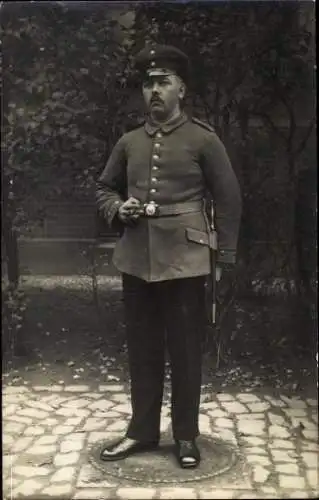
[3,383,318,499]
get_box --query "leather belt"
[141,201,203,217]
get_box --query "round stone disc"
[88,433,238,484]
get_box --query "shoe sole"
[180,460,200,469]
[100,444,159,462]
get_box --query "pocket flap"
[185,228,218,249]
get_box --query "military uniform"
[96,45,241,443]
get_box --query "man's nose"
[151,82,161,93]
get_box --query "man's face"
[142,73,185,121]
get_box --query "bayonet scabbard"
[209,229,218,324]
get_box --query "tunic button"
[152,166,158,171]
[150,50,155,56]
[152,154,160,160]
[156,132,162,138]
[151,177,157,182]
[154,143,161,148]
[150,189,157,194]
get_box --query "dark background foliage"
[1,1,317,345]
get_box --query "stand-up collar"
[144,112,188,136]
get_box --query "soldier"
[96,44,241,468]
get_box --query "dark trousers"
[122,273,207,441]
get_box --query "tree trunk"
[3,216,19,288]
[237,106,253,295]
[2,177,19,288]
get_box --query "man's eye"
[143,79,170,88]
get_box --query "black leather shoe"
[100,436,159,461]
[175,440,201,469]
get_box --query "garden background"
[1,0,317,392]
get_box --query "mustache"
[150,96,163,104]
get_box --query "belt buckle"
[144,203,159,217]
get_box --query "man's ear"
[179,82,186,99]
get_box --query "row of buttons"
[149,131,162,196]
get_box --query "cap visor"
[147,68,176,77]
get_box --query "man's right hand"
[118,197,142,226]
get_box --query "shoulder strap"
[191,117,215,133]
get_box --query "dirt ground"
[2,276,317,399]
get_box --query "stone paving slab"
[2,384,319,499]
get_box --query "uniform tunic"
[96,113,242,282]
